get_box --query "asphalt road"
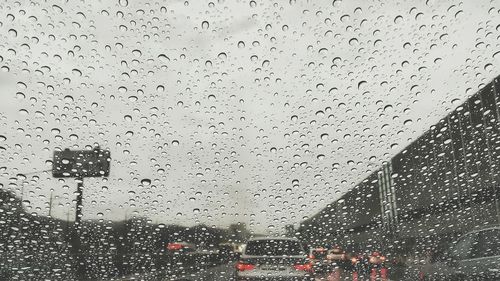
[170,262,236,281]
[113,262,405,281]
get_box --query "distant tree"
[228,222,250,243]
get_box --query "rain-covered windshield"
[244,239,305,256]
[1,0,500,280]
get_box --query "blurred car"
[234,237,315,281]
[323,246,353,280]
[351,251,388,281]
[418,226,500,280]
[218,243,239,260]
[308,247,329,274]
[166,242,196,254]
[326,246,350,266]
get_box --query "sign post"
[52,146,110,280]
[75,177,83,225]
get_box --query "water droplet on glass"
[348,38,358,46]
[132,49,142,57]
[8,29,17,37]
[493,51,500,60]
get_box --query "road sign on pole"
[51,146,110,280]
[52,147,110,178]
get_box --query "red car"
[351,251,389,281]
[166,242,196,253]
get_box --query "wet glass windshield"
[312,250,328,260]
[244,239,305,256]
[1,0,500,280]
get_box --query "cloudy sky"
[1,0,500,233]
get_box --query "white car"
[234,237,315,281]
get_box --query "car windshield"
[1,0,500,280]
[245,240,304,256]
[312,250,328,259]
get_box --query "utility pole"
[66,206,70,235]
[48,191,53,217]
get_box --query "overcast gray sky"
[1,0,500,233]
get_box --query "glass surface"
[451,233,477,261]
[472,229,500,258]
[311,249,328,260]
[1,0,500,280]
[244,239,304,256]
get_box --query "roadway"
[169,262,235,281]
[108,262,236,281]
[170,264,403,281]
[169,263,397,281]
[112,262,406,281]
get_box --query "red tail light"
[294,262,313,272]
[167,243,184,250]
[235,261,255,271]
